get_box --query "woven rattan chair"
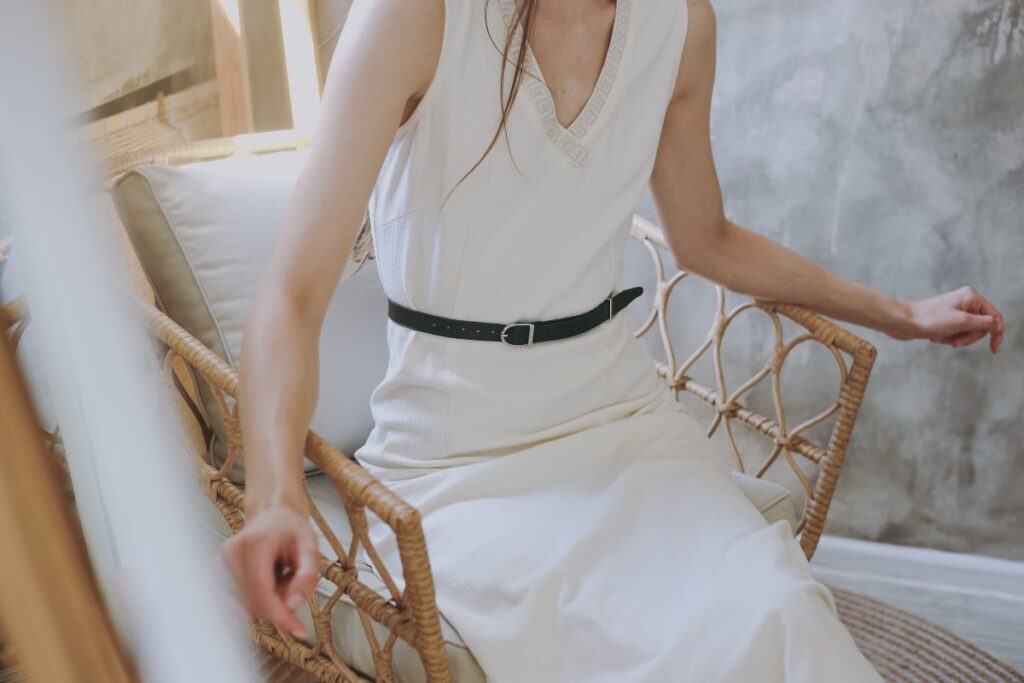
[4,130,876,683]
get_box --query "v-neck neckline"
[496,0,632,166]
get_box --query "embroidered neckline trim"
[495,0,632,167]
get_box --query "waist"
[371,313,663,437]
[386,286,644,347]
[356,340,673,481]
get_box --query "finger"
[245,538,308,638]
[969,292,1006,353]
[970,291,1001,320]
[273,550,296,604]
[934,330,970,346]
[286,530,322,611]
[949,330,987,348]
[953,312,998,336]
[961,331,988,347]
[992,309,1005,352]
[983,317,1004,353]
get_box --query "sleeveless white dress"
[354,1,883,681]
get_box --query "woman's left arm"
[650,0,1005,352]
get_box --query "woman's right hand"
[221,499,321,639]
[227,0,444,640]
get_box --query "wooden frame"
[0,301,136,683]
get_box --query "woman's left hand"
[889,286,1005,352]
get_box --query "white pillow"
[112,151,388,481]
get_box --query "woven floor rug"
[830,587,1022,682]
[251,587,1023,683]
[2,587,1020,682]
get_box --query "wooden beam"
[0,336,137,683]
[209,0,255,136]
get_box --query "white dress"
[354,0,883,681]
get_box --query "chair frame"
[3,132,876,683]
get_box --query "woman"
[223,0,1005,680]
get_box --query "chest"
[521,2,618,130]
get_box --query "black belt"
[386,286,644,346]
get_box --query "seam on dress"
[441,336,451,460]
[440,202,466,461]
[372,203,444,234]
[373,204,445,310]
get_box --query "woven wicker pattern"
[79,81,221,173]
[629,215,877,558]
[141,304,447,683]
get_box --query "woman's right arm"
[221,0,444,638]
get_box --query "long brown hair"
[352,0,538,262]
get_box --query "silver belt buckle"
[606,296,614,320]
[500,322,535,346]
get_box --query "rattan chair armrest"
[756,300,877,363]
[629,215,877,558]
[139,299,452,681]
[631,213,877,364]
[138,301,420,532]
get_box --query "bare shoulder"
[343,0,444,43]
[327,0,444,100]
[671,0,717,102]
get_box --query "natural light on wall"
[279,0,322,134]
[214,0,242,34]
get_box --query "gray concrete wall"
[635,0,1023,560]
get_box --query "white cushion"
[112,152,389,481]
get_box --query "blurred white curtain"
[0,4,255,682]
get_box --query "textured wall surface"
[634,0,1023,560]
